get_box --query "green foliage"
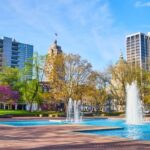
[2,51,150,113]
[108,61,150,106]
[0,110,65,117]
[19,79,43,107]
[86,71,109,113]
[19,52,45,111]
[64,54,92,101]
[47,53,66,101]
[0,67,21,89]
[103,112,124,116]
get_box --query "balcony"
[11,56,18,60]
[12,42,18,46]
[11,57,18,62]
[12,50,19,54]
[12,47,18,51]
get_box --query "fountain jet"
[66,98,82,123]
[126,81,143,125]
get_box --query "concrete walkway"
[0,123,149,150]
[0,118,150,150]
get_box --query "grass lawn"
[0,110,125,117]
[0,110,65,117]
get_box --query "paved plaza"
[0,119,150,150]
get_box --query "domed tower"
[110,51,127,112]
[112,51,127,83]
[116,51,127,67]
[47,40,62,56]
[44,40,63,82]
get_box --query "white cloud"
[135,1,150,7]
[4,0,125,70]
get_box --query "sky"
[0,0,150,70]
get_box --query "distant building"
[104,53,127,113]
[48,40,62,55]
[44,40,63,81]
[0,36,33,79]
[126,32,150,70]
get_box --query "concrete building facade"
[0,36,33,78]
[126,32,150,70]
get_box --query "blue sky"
[0,0,150,70]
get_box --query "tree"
[108,63,129,106]
[47,53,65,101]
[20,79,43,111]
[107,58,147,111]
[64,54,92,101]
[140,70,150,105]
[0,85,19,107]
[45,53,92,111]
[0,67,21,89]
[20,52,45,111]
[86,71,108,114]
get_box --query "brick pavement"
[0,119,149,150]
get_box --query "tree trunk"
[30,83,39,112]
[29,103,33,112]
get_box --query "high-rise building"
[126,32,150,70]
[0,36,33,78]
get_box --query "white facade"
[26,103,38,111]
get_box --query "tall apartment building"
[0,36,33,78]
[126,32,150,70]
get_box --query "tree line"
[0,52,150,112]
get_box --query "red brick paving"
[0,119,149,150]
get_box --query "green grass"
[0,110,125,117]
[0,110,65,117]
[103,112,124,116]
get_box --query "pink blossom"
[0,85,19,103]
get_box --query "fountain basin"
[80,118,150,141]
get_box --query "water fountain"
[67,98,73,122]
[66,98,82,123]
[126,81,143,125]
